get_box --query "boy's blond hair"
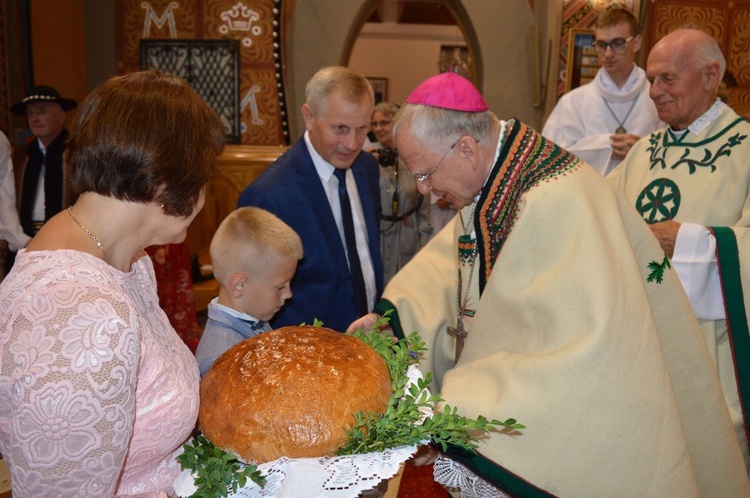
[210,207,303,285]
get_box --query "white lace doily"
[174,366,429,498]
[433,455,509,498]
[173,444,417,498]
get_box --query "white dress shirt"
[304,132,377,310]
[0,132,31,251]
[670,100,728,320]
[32,139,47,222]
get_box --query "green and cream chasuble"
[609,106,750,468]
[376,119,749,496]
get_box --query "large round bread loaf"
[199,325,392,463]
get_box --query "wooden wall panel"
[185,144,286,256]
[727,5,750,85]
[646,1,727,46]
[29,1,88,116]
[115,0,288,146]
[645,0,750,119]
[0,3,9,136]
[117,0,200,74]
[239,66,285,145]
[204,0,275,63]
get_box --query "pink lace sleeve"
[3,280,140,496]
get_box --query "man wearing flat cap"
[10,85,77,241]
[351,72,748,496]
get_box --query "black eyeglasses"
[592,36,634,53]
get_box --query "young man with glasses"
[542,7,663,175]
[350,71,748,496]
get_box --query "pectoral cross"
[447,320,468,364]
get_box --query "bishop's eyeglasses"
[592,36,634,53]
[414,142,456,187]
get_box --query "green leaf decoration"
[177,434,266,498]
[340,311,523,455]
[646,252,672,284]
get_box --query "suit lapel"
[293,140,348,262]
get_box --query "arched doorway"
[346,0,479,106]
[284,1,546,137]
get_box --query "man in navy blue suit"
[237,66,383,332]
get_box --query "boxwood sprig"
[339,312,524,455]
[177,434,266,498]
[348,312,426,392]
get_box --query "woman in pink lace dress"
[0,70,225,496]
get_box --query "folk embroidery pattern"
[477,121,581,292]
[635,178,681,223]
[647,130,748,174]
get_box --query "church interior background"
[0,0,747,312]
[0,0,748,495]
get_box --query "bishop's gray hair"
[393,104,497,150]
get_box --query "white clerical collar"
[210,297,263,324]
[475,122,506,203]
[685,98,727,136]
[304,130,339,182]
[594,64,646,103]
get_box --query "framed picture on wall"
[367,77,388,104]
[439,45,473,81]
[564,29,599,94]
[141,39,241,142]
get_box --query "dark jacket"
[238,137,383,332]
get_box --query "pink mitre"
[405,71,488,112]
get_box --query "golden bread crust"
[199,326,392,463]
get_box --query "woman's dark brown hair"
[67,70,225,217]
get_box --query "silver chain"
[602,92,640,133]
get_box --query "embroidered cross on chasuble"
[445,120,582,363]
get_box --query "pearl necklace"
[68,207,108,263]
